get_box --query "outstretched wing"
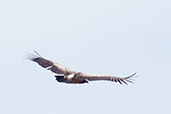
[27,51,76,75]
[77,73,137,85]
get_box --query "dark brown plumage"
[28,51,136,85]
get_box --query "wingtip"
[124,72,137,79]
[123,72,137,84]
[25,50,42,61]
[34,50,41,57]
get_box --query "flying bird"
[27,51,136,85]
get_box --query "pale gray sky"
[0,0,171,114]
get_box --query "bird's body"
[28,51,136,85]
[55,74,88,84]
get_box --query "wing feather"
[77,73,136,85]
[28,52,76,75]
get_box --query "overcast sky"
[0,0,171,114]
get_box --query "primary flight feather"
[28,51,136,85]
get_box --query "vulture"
[27,51,136,85]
